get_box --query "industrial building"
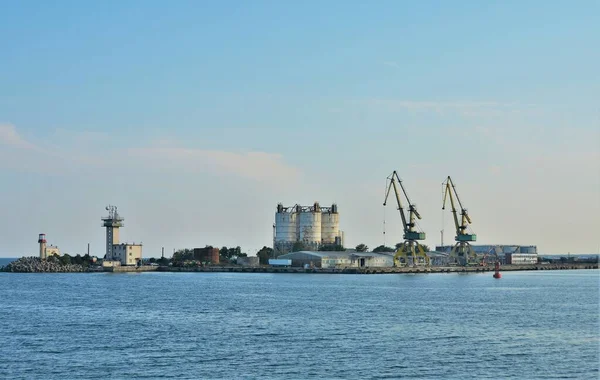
[101,205,143,266]
[435,245,538,264]
[274,202,343,255]
[193,247,220,264]
[278,251,394,269]
[505,252,539,265]
[237,256,259,266]
[38,233,60,259]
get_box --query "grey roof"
[280,251,394,259]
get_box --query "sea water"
[0,270,598,379]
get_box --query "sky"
[0,0,598,257]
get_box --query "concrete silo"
[321,204,340,245]
[274,202,342,255]
[274,204,299,255]
[298,203,322,250]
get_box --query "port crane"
[442,176,478,265]
[383,171,429,267]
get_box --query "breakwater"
[159,263,598,274]
[1,257,87,273]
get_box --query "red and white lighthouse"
[38,233,47,259]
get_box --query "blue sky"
[1,0,598,257]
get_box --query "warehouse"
[505,253,538,264]
[435,244,538,264]
[277,251,393,269]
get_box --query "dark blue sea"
[0,270,598,379]
[0,257,16,267]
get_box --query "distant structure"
[38,233,60,259]
[274,202,343,256]
[435,244,538,264]
[193,247,220,265]
[101,205,142,266]
[38,233,46,259]
[278,251,392,269]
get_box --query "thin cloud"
[0,125,301,184]
[366,99,507,111]
[382,61,400,68]
[0,123,36,149]
[127,146,300,182]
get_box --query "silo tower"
[102,205,124,260]
[38,233,47,259]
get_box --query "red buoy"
[493,261,502,279]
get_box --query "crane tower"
[383,171,429,267]
[442,176,478,266]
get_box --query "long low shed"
[277,251,394,269]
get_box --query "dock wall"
[158,263,597,274]
[104,265,159,273]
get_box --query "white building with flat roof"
[111,243,143,266]
[505,253,538,265]
[45,245,60,257]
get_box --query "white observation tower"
[102,205,124,260]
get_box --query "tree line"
[37,241,433,269]
[168,246,248,265]
[46,253,96,267]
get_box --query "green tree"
[157,257,170,266]
[373,245,395,253]
[257,246,274,265]
[319,244,345,251]
[59,254,72,265]
[220,247,229,261]
[355,244,369,252]
[219,246,247,263]
[81,254,93,267]
[292,242,307,252]
[173,249,193,264]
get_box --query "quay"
[103,265,159,273]
[157,263,598,275]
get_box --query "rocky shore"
[1,257,86,273]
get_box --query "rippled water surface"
[1,270,598,379]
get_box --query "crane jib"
[443,176,476,242]
[383,171,426,241]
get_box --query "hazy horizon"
[1,1,598,258]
